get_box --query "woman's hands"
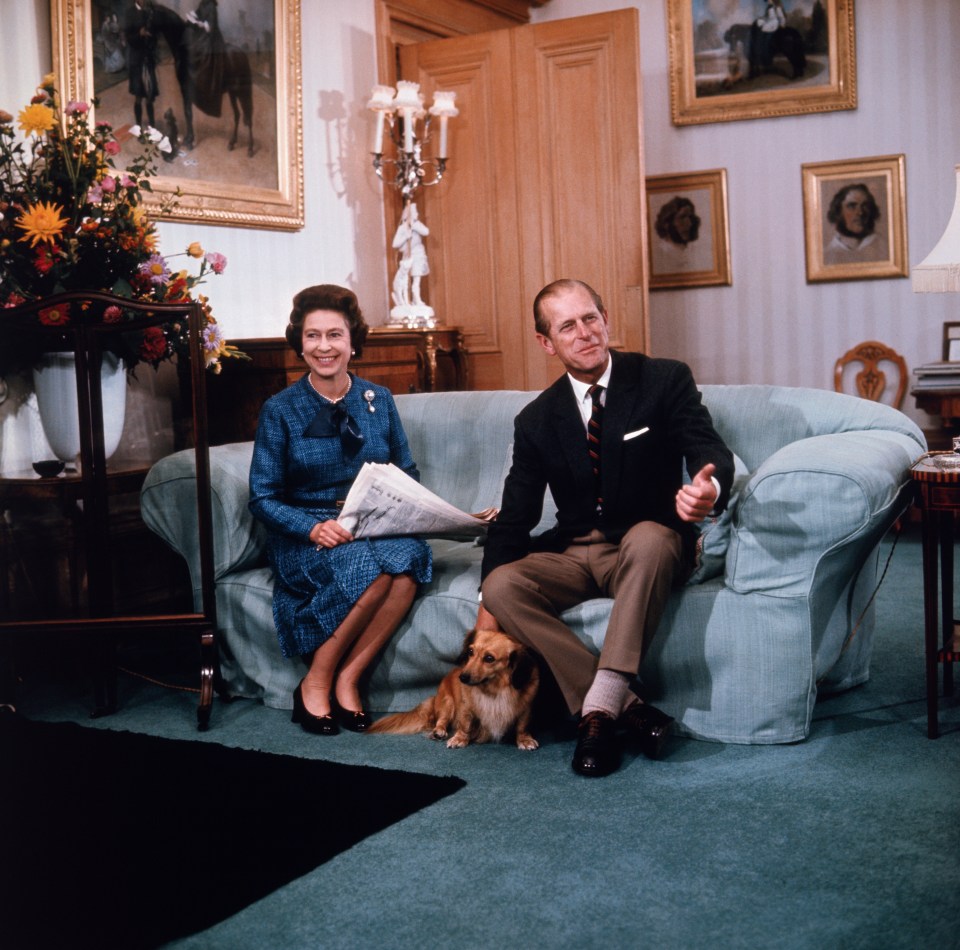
[310,519,354,549]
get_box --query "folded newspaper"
[337,463,492,538]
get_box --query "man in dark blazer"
[478,279,734,777]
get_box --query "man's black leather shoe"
[619,701,674,760]
[572,711,620,777]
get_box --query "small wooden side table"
[910,454,960,738]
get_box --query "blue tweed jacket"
[248,373,420,542]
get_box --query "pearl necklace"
[308,373,352,404]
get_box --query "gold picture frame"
[52,0,303,230]
[801,154,908,284]
[667,0,857,127]
[646,169,731,291]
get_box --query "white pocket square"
[623,427,650,441]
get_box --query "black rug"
[0,714,465,950]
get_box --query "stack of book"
[912,361,960,390]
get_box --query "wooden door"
[400,9,649,390]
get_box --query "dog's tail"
[367,697,436,734]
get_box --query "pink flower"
[103,305,123,324]
[204,251,227,274]
[119,174,135,188]
[104,140,121,156]
[99,176,117,194]
[86,182,104,203]
[65,100,89,116]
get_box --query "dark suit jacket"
[481,351,735,581]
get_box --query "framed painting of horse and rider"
[667,0,857,126]
[52,0,303,230]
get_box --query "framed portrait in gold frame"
[52,0,303,230]
[646,169,731,291]
[801,154,908,284]
[666,0,857,127]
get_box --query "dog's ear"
[456,628,477,666]
[510,647,536,690]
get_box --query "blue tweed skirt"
[267,519,432,658]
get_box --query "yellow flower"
[187,241,204,258]
[15,201,69,247]
[17,102,55,137]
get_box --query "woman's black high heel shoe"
[292,681,339,735]
[332,696,371,733]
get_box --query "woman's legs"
[335,574,417,711]
[300,573,416,716]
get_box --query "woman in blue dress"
[249,285,432,735]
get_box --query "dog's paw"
[516,734,539,751]
[446,732,470,749]
[429,726,448,741]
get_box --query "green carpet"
[7,526,960,949]
[0,716,464,950]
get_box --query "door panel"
[400,8,648,390]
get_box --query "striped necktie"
[587,384,604,511]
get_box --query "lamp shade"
[913,163,960,293]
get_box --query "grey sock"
[582,669,632,719]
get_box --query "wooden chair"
[834,341,908,409]
[835,341,910,533]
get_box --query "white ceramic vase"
[32,351,127,463]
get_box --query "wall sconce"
[367,81,458,328]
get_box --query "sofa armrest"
[141,442,265,588]
[724,430,919,596]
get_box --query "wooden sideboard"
[206,326,467,445]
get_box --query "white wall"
[533,0,960,433]
[2,0,958,446]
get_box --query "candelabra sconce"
[368,81,458,329]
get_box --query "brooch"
[363,390,376,413]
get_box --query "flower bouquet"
[0,75,245,376]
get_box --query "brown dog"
[368,629,539,750]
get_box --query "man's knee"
[618,521,683,571]
[481,563,528,609]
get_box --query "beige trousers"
[482,521,683,715]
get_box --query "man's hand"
[676,463,718,523]
[476,603,502,632]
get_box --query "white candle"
[366,84,395,154]
[372,110,385,154]
[428,91,458,160]
[438,115,449,159]
[392,81,422,154]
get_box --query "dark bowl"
[33,460,66,478]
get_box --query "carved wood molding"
[381,0,548,33]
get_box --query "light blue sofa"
[141,385,925,744]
